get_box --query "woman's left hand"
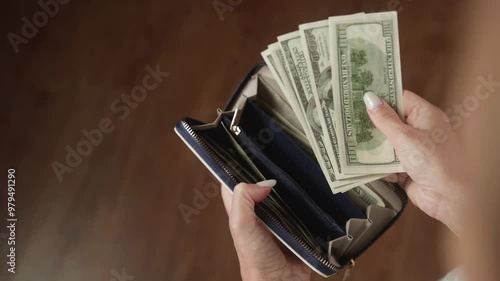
[221,180,312,281]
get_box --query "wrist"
[437,180,469,236]
[241,265,308,281]
[240,266,277,281]
[242,272,278,281]
[437,197,461,235]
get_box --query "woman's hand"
[221,180,311,281]
[364,90,471,235]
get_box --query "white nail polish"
[364,91,383,110]
[256,179,277,188]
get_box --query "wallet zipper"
[181,120,239,183]
[180,120,345,271]
[381,181,407,211]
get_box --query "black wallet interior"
[178,64,407,274]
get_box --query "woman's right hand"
[364,90,472,235]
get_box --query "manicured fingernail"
[364,91,383,111]
[256,179,277,188]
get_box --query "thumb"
[229,180,275,236]
[364,91,409,142]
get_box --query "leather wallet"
[175,63,408,277]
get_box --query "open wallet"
[174,63,408,277]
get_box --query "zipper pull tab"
[342,259,355,281]
[230,108,243,136]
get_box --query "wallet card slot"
[328,204,397,263]
[344,205,397,259]
[328,218,370,261]
[328,236,352,261]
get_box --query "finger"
[364,91,412,143]
[397,173,410,187]
[382,174,398,183]
[221,184,232,215]
[402,90,444,128]
[383,172,410,187]
[402,179,420,209]
[229,180,275,236]
[402,90,429,118]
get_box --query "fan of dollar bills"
[261,12,404,194]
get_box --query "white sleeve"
[438,268,464,281]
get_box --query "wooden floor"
[1,0,463,280]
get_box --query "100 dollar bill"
[299,20,385,190]
[277,32,381,192]
[277,32,338,184]
[329,12,404,175]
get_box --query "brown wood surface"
[1,0,463,280]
